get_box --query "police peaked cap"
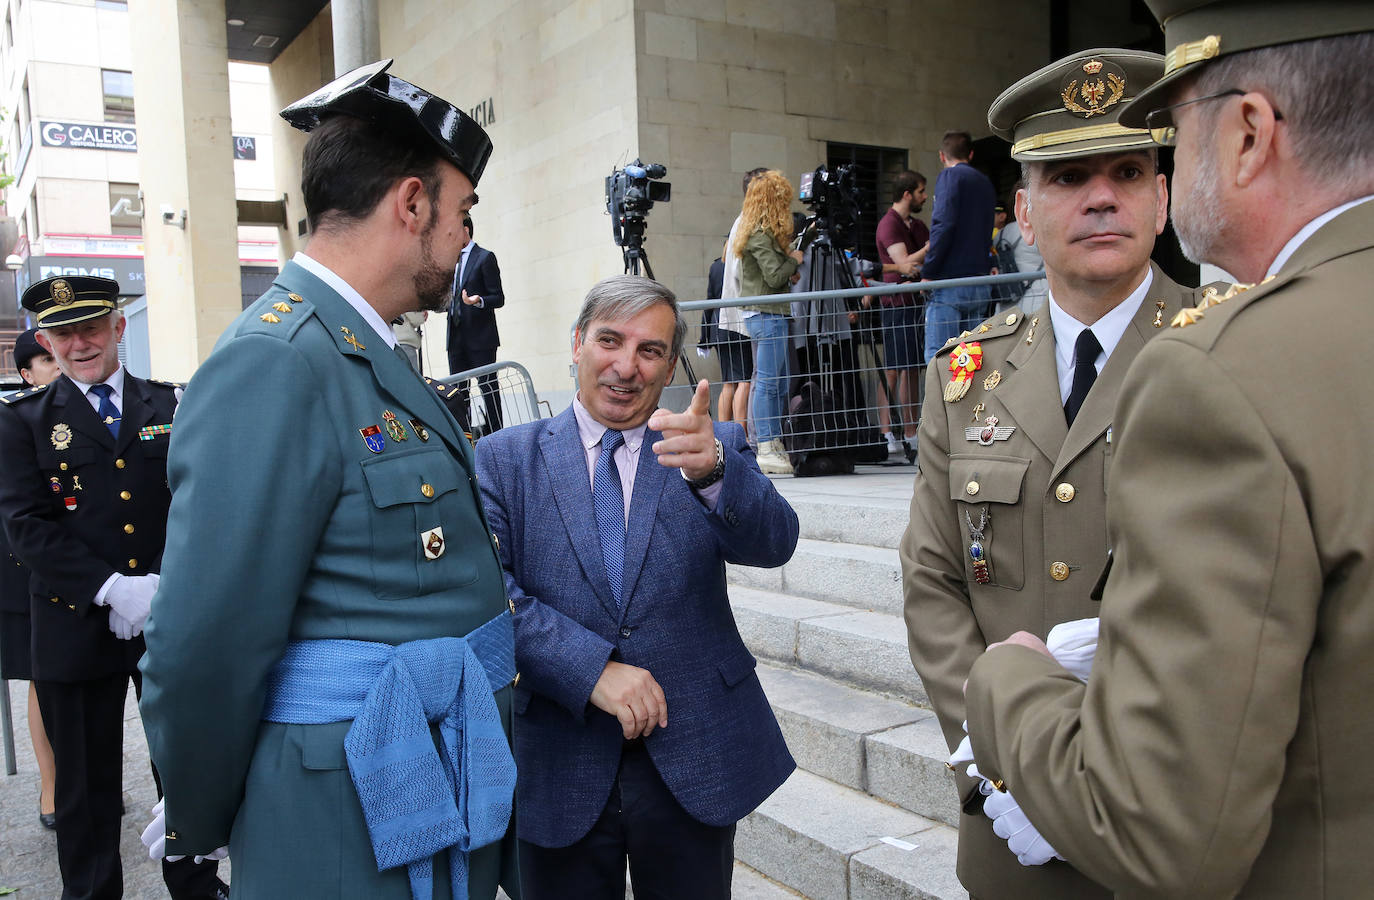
[23,275,121,328]
[280,59,494,187]
[12,327,46,370]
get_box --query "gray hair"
[1189,32,1374,198]
[574,275,687,359]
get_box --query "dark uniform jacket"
[0,372,177,681]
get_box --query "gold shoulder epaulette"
[148,378,186,389]
[937,309,1026,356]
[1,383,49,405]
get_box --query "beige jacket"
[903,262,1198,899]
[966,200,1374,898]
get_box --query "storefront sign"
[39,121,138,152]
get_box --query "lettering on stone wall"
[469,97,495,127]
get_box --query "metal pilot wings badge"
[965,415,1016,446]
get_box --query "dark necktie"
[1064,329,1102,426]
[593,429,627,607]
[89,383,120,439]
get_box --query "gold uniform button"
[128,558,138,569]
[123,524,135,534]
[120,491,132,500]
[60,462,69,471]
[420,483,435,498]
[115,458,126,469]
[966,480,980,496]
[1055,483,1076,503]
[1050,562,1070,581]
[1005,313,1018,326]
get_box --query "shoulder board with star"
[148,378,186,390]
[241,289,313,339]
[935,309,1028,358]
[1170,278,1274,330]
[1,383,50,405]
[423,376,460,399]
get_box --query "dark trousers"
[36,673,224,900]
[447,345,502,434]
[519,740,735,900]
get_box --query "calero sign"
[39,120,138,152]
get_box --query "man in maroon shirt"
[874,169,930,459]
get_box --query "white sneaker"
[884,432,902,457]
[756,440,793,475]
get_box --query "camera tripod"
[618,216,656,280]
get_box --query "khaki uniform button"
[966,480,980,496]
[421,483,435,498]
[123,524,135,534]
[120,491,131,500]
[1050,561,1070,581]
[1005,313,1018,326]
[115,458,126,469]
[1055,483,1076,503]
[127,558,138,569]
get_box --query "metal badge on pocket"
[422,527,445,560]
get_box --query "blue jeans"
[924,285,989,362]
[746,313,790,443]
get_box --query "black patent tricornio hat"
[280,59,494,186]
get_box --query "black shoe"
[39,802,56,830]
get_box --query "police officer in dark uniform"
[0,276,225,900]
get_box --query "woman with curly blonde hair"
[734,170,803,475]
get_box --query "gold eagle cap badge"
[1061,58,1127,119]
[51,279,75,306]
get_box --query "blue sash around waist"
[261,612,517,900]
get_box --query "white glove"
[142,798,228,864]
[984,788,1064,866]
[109,607,138,640]
[103,573,158,639]
[1046,616,1099,683]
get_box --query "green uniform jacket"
[903,263,1199,899]
[966,199,1374,897]
[139,261,514,899]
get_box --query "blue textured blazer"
[475,408,798,848]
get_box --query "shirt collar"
[1266,194,1374,279]
[293,251,397,348]
[572,395,647,453]
[1048,266,1153,373]
[69,364,125,400]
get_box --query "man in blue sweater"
[922,130,997,361]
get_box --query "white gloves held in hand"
[141,798,228,864]
[104,572,158,640]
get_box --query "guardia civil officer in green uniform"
[963,4,1374,897]
[0,279,226,900]
[138,60,518,900]
[901,49,1211,900]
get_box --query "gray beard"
[1172,140,1224,265]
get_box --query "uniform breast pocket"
[949,455,1029,590]
[360,448,481,600]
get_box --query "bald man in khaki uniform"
[964,3,1374,897]
[901,49,1206,899]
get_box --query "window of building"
[109,182,141,235]
[824,142,910,263]
[28,190,39,242]
[95,0,128,9]
[102,68,135,123]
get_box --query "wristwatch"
[685,438,726,490]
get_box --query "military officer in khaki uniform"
[964,4,1374,897]
[901,49,1207,899]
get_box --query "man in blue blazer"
[476,275,797,899]
[447,217,505,434]
[922,130,997,361]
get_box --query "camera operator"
[874,170,930,459]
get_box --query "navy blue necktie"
[593,429,627,607]
[89,384,120,439]
[1064,329,1101,427]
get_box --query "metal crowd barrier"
[436,359,550,438]
[680,271,1046,472]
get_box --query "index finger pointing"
[686,379,711,417]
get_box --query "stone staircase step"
[757,663,959,828]
[737,769,966,900]
[730,538,904,616]
[785,495,912,550]
[730,586,925,702]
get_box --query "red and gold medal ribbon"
[944,342,983,403]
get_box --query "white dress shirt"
[1046,268,1153,404]
[1266,195,1374,278]
[68,365,127,417]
